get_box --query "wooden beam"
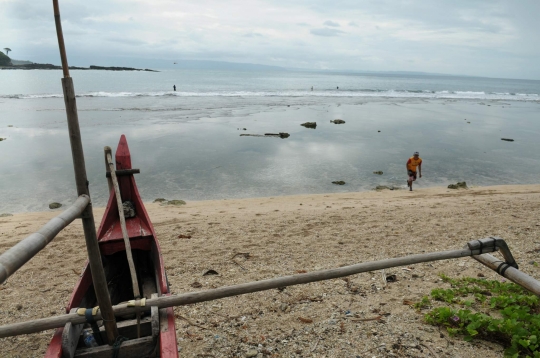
[103,147,113,194]
[0,195,89,284]
[62,309,84,358]
[105,152,141,300]
[0,244,511,337]
[105,169,140,178]
[473,254,540,296]
[53,0,118,342]
[73,336,155,358]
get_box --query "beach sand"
[1,184,540,357]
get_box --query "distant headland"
[0,52,157,72]
[1,63,159,72]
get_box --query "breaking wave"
[3,89,540,101]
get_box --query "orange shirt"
[407,157,422,172]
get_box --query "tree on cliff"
[3,48,11,55]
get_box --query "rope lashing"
[76,306,104,345]
[112,335,129,358]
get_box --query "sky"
[2,0,540,79]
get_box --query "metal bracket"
[466,237,518,269]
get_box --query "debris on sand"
[300,122,317,129]
[448,182,468,189]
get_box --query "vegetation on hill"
[0,51,12,66]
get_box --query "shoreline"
[2,183,539,216]
[1,183,540,356]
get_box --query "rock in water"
[375,185,398,191]
[153,198,167,203]
[332,181,346,185]
[167,200,186,206]
[0,213,13,217]
[49,202,62,209]
[330,119,345,124]
[448,182,468,189]
[300,122,317,129]
[501,138,514,142]
[373,171,383,175]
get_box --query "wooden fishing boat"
[45,135,178,358]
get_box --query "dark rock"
[49,202,62,209]
[300,122,317,129]
[375,185,399,191]
[0,213,13,217]
[332,181,346,185]
[167,200,186,206]
[330,119,345,124]
[373,171,383,175]
[0,138,5,141]
[448,182,467,189]
[153,198,167,203]
[501,138,514,142]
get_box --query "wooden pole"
[0,195,90,284]
[52,0,118,344]
[105,153,141,300]
[104,147,113,194]
[473,254,540,296]
[0,245,515,338]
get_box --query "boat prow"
[45,135,177,357]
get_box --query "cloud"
[2,0,540,79]
[310,28,344,37]
[323,20,340,27]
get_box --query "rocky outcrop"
[300,122,317,129]
[373,171,383,175]
[332,181,346,185]
[49,202,62,209]
[0,52,12,66]
[375,185,400,191]
[448,182,468,189]
[330,119,345,124]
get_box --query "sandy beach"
[1,184,540,357]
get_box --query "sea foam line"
[2,90,539,101]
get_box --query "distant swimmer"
[406,151,422,191]
[173,85,176,91]
[337,86,339,89]
[311,86,313,91]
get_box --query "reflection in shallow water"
[0,95,539,213]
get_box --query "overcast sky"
[2,0,539,79]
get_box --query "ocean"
[1,69,539,213]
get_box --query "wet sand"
[1,184,540,357]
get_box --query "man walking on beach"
[406,152,422,191]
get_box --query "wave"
[3,89,539,101]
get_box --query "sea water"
[0,69,539,213]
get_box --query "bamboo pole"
[473,254,540,296]
[105,152,141,300]
[0,245,508,338]
[52,0,118,344]
[0,195,90,284]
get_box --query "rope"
[112,336,129,358]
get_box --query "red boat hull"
[45,135,177,357]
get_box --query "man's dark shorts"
[408,170,417,180]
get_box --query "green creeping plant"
[418,275,540,357]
